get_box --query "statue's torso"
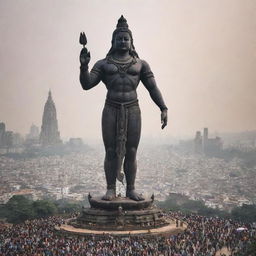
[99,57,143,102]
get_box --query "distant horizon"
[2,117,256,141]
[2,116,255,145]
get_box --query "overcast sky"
[0,0,255,141]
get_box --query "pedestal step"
[70,196,168,231]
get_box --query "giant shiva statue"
[79,16,168,201]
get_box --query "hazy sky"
[0,0,255,141]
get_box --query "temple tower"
[40,91,61,146]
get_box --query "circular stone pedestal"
[88,196,153,210]
[69,196,169,232]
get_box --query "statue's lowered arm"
[140,60,168,129]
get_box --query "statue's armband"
[91,66,102,77]
[141,70,154,80]
[140,60,155,83]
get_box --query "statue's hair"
[106,28,139,58]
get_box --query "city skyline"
[0,0,255,140]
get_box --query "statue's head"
[107,15,139,58]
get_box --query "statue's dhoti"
[102,98,141,187]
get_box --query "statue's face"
[113,31,131,52]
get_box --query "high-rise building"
[28,124,39,139]
[194,131,202,154]
[202,127,222,156]
[203,127,208,152]
[193,127,222,156]
[0,122,6,147]
[40,91,61,146]
[0,122,23,149]
[25,124,40,145]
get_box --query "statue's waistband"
[105,98,139,109]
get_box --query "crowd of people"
[0,212,255,256]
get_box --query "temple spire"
[48,90,52,100]
[40,91,61,146]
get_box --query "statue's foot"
[102,189,116,201]
[126,190,144,201]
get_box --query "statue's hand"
[80,48,91,66]
[161,109,168,129]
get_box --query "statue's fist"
[80,48,91,65]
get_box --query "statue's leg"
[124,105,144,201]
[101,104,117,201]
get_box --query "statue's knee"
[106,148,116,160]
[126,147,137,160]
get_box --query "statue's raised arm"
[79,32,103,90]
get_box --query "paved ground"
[56,221,186,236]
[215,247,231,256]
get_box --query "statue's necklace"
[107,56,137,78]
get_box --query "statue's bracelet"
[161,107,168,112]
[80,64,89,71]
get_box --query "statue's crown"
[116,15,129,29]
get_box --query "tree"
[231,204,256,223]
[33,200,57,218]
[157,193,228,217]
[5,195,34,223]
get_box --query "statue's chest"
[104,58,140,78]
